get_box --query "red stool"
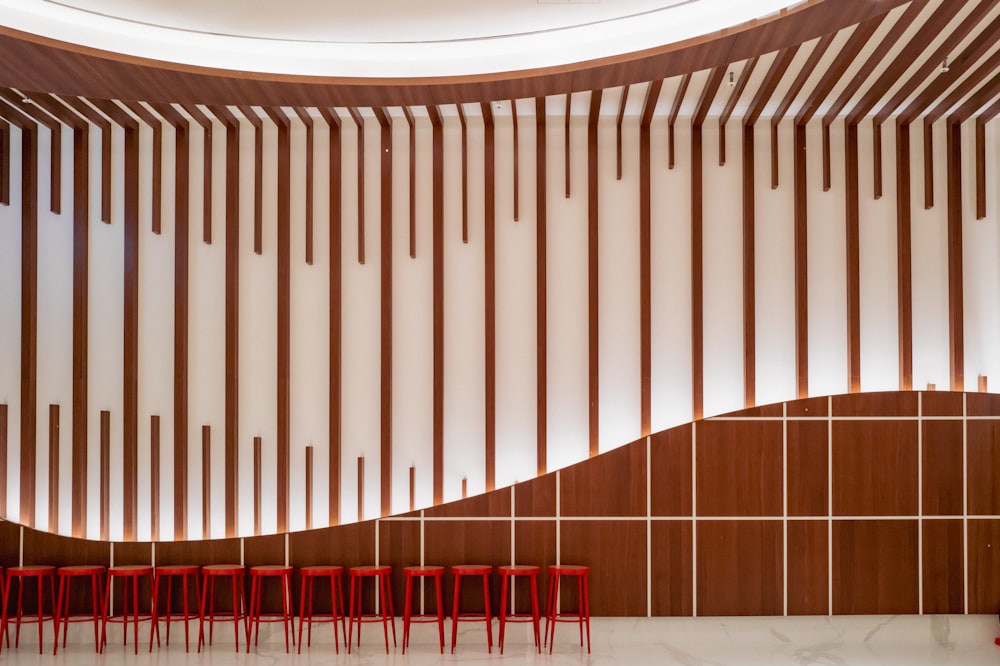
[544,564,590,654]
[347,565,395,654]
[149,565,200,652]
[53,565,104,654]
[498,564,540,654]
[3,565,55,654]
[198,564,246,652]
[402,565,445,654]
[297,565,345,654]
[247,565,293,653]
[100,565,154,655]
[449,564,493,653]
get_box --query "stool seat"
[450,564,493,654]
[498,565,541,654]
[199,565,246,653]
[247,565,294,653]
[402,565,445,654]
[54,565,105,655]
[150,565,200,652]
[297,566,345,654]
[544,564,590,654]
[347,565,395,654]
[4,565,56,654]
[102,565,154,655]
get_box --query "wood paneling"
[696,420,782,517]
[22,525,108,567]
[321,107,342,525]
[150,415,159,541]
[922,391,963,416]
[639,81,660,432]
[587,91,601,456]
[832,391,917,417]
[832,520,918,615]
[967,519,1000,614]
[561,443,645,517]
[424,487,510,519]
[696,521,782,616]
[70,120,89,539]
[967,393,1000,416]
[429,105,444,505]
[424,520,509,614]
[289,521,375,569]
[100,410,110,541]
[922,420,963,516]
[483,102,496,493]
[378,519,421,613]
[513,474,555,518]
[922,519,964,614]
[967,421,1000,516]
[157,537,241,566]
[945,121,964,392]
[561,520,646,616]
[785,396,827,417]
[535,95,547,476]
[650,424,692,517]
[202,425,210,539]
[650,521,692,616]
[374,107,393,518]
[832,421,918,516]
[786,520,828,615]
[0,405,6,518]
[787,420,828,517]
[18,119,37,528]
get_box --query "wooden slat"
[319,107,343,524]
[238,106,264,254]
[254,436,262,536]
[0,404,6,518]
[535,95,548,475]
[845,125,861,393]
[667,73,690,169]
[588,91,601,456]
[793,124,809,398]
[896,122,913,390]
[718,58,757,166]
[100,410,110,541]
[0,118,8,204]
[202,425,211,539]
[70,110,89,538]
[120,101,162,234]
[874,121,883,200]
[0,91,62,214]
[945,121,964,391]
[975,118,985,220]
[357,456,364,523]
[428,105,444,504]
[483,101,496,492]
[616,84,629,180]
[373,106,393,517]
[639,80,662,434]
[458,103,469,243]
[403,106,417,258]
[264,106,292,534]
[305,445,313,530]
[181,103,214,245]
[565,93,571,197]
[742,122,756,408]
[48,404,58,533]
[348,107,366,263]
[745,47,797,126]
[409,466,415,512]
[292,106,315,264]
[512,99,520,221]
[58,97,111,223]
[150,415,159,541]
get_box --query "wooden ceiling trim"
[588,89,601,457]
[372,105,393,517]
[0,0,909,108]
[316,106,342,524]
[511,99,520,221]
[973,96,1000,219]
[181,103,214,245]
[741,46,796,189]
[427,104,444,504]
[237,105,265,254]
[292,106,315,264]
[616,84,630,180]
[895,121,913,390]
[534,91,547,476]
[59,96,112,223]
[482,99,496,492]
[0,91,62,214]
[347,106,366,264]
[667,73,691,169]
[564,93,571,198]
[639,79,662,434]
[120,101,163,234]
[402,106,417,258]
[718,57,757,166]
[458,103,469,243]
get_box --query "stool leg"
[434,573,444,654]
[282,574,291,652]
[530,573,540,653]
[576,574,583,648]
[243,574,252,652]
[450,573,460,654]
[197,575,206,652]
[346,575,355,654]
[377,573,389,654]
[386,576,396,647]
[402,575,412,654]
[336,574,346,651]
[483,573,493,652]
[583,573,591,654]
[53,575,65,655]
[546,572,558,654]
[296,576,306,654]
[498,573,508,654]
[92,573,103,652]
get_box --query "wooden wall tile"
[561,443,645,517]
[650,521,692,616]
[922,519,964,614]
[725,404,783,418]
[289,522,375,569]
[424,488,510,519]
[832,421,918,516]
[831,391,917,417]
[967,421,1000,516]
[378,519,421,614]
[696,521,782,616]
[922,420,963,515]
[22,525,109,567]
[424,520,510,615]
[650,424,692,517]
[786,520,828,615]
[967,393,1000,416]
[560,520,646,616]
[921,391,963,416]
[156,537,241,566]
[786,396,828,417]
[514,520,555,613]
[787,420,828,516]
[514,474,555,517]
[696,421,782,516]
[832,520,918,614]
[967,519,1000,614]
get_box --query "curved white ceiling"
[1,0,806,78]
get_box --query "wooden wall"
[2,390,998,618]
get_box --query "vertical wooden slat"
[718,57,758,166]
[373,107,393,517]
[769,38,826,187]
[357,457,364,523]
[264,107,292,534]
[535,96,548,476]
[100,410,110,541]
[896,122,913,390]
[793,124,809,398]
[0,92,62,216]
[616,85,629,180]
[254,436,262,536]
[429,105,444,505]
[564,93,571,198]
[587,91,601,456]
[458,103,469,243]
[978,375,988,392]
[320,108,343,525]
[121,102,162,235]
[946,121,964,391]
[461,478,468,499]
[292,107,315,264]
[403,106,417,258]
[483,101,496,493]
[873,121,883,200]
[150,415,159,542]
[845,124,861,393]
[975,118,986,220]
[742,123,757,408]
[512,99,520,221]
[202,425,210,539]
[348,107,366,263]
[667,74,691,169]
[409,466,415,512]
[305,445,313,530]
[639,80,662,435]
[180,104,213,245]
[59,97,111,223]
[17,116,37,527]
[0,119,9,204]
[237,106,263,253]
[71,120,89,538]
[0,404,6,518]
[48,404,58,533]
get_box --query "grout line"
[963,392,969,614]
[917,392,923,614]
[691,422,697,618]
[782,401,787,617]
[646,435,652,618]
[828,395,833,617]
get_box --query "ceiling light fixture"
[728,71,735,86]
[940,58,949,73]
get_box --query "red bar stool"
[247,565,293,653]
[198,564,246,652]
[297,565,345,654]
[498,564,540,654]
[347,565,395,654]
[3,565,55,654]
[544,564,590,654]
[402,565,445,654]
[53,565,105,654]
[100,564,154,655]
[449,564,493,653]
[149,564,200,652]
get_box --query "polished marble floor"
[1,614,998,664]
